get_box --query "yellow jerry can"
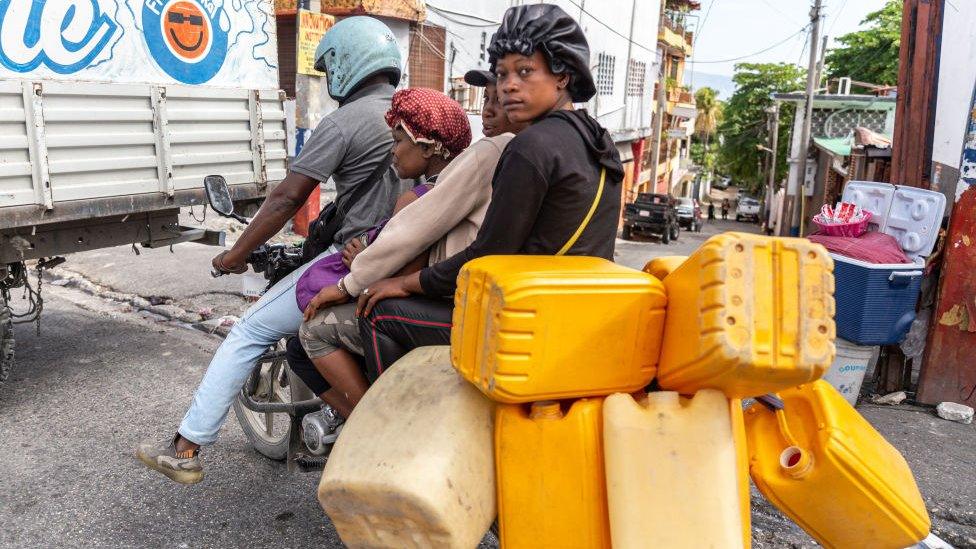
[603,390,747,549]
[642,255,688,280]
[655,232,836,398]
[452,255,667,403]
[744,380,930,549]
[495,398,611,548]
[318,347,496,549]
[730,398,753,549]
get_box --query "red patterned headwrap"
[385,88,472,158]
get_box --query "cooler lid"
[884,186,946,261]
[842,181,894,233]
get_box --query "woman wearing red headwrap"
[291,86,525,430]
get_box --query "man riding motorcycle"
[136,16,408,485]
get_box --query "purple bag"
[295,184,432,312]
[295,252,349,312]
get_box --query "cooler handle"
[888,270,923,287]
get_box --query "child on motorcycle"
[356,4,625,377]
[294,88,471,421]
[294,74,528,432]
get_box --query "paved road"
[614,218,760,270]
[3,220,974,548]
[0,286,342,548]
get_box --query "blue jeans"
[178,246,337,445]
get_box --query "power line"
[692,26,810,64]
[565,0,657,55]
[694,0,718,46]
[425,3,499,26]
[825,0,851,37]
[758,0,804,26]
[427,5,499,28]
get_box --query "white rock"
[871,391,907,405]
[936,401,974,424]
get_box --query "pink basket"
[813,210,873,237]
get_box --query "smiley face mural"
[163,1,210,60]
[143,0,227,84]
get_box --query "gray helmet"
[313,16,402,102]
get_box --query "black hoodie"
[420,109,624,297]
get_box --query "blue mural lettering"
[0,0,119,74]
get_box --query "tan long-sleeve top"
[341,133,513,297]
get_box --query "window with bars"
[407,23,447,92]
[627,59,646,97]
[595,52,615,96]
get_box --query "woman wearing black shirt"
[356,4,624,378]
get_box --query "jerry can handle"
[756,394,784,410]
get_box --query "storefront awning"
[321,0,426,21]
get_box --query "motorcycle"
[203,175,335,469]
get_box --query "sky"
[684,0,890,82]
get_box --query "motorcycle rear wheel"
[233,343,292,460]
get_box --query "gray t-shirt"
[290,83,409,245]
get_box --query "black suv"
[622,193,680,243]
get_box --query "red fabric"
[808,230,911,264]
[385,88,472,157]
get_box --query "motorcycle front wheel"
[233,343,292,460]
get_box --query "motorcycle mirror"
[204,175,235,217]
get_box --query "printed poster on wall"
[0,0,279,89]
[296,9,333,77]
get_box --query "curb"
[45,267,239,338]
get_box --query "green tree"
[717,62,805,195]
[694,87,722,140]
[825,0,902,88]
[692,87,723,177]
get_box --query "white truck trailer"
[0,0,286,386]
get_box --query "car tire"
[671,225,679,241]
[662,229,670,245]
[621,226,632,240]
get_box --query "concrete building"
[274,0,665,207]
[651,0,699,197]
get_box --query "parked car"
[623,194,680,244]
[736,197,761,222]
[675,197,703,232]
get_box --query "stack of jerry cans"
[453,256,667,547]
[644,233,929,547]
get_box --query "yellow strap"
[556,167,606,256]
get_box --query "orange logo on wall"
[162,1,211,62]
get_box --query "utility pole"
[766,103,780,232]
[791,0,824,236]
[649,73,668,194]
[815,34,829,92]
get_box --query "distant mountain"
[684,71,736,100]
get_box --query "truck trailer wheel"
[0,293,13,391]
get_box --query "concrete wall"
[931,0,976,201]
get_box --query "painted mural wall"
[0,0,279,88]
